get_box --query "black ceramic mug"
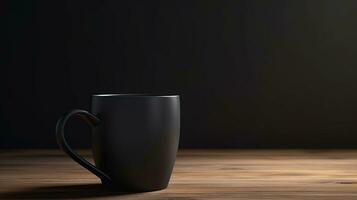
[55,94,180,191]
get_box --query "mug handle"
[56,109,111,183]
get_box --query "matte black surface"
[3,0,357,148]
[56,94,180,191]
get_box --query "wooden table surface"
[1,150,357,200]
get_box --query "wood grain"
[1,149,357,199]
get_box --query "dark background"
[2,0,357,148]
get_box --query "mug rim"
[92,93,179,97]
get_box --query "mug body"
[91,94,180,191]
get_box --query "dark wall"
[2,0,357,148]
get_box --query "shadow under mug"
[55,94,180,192]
